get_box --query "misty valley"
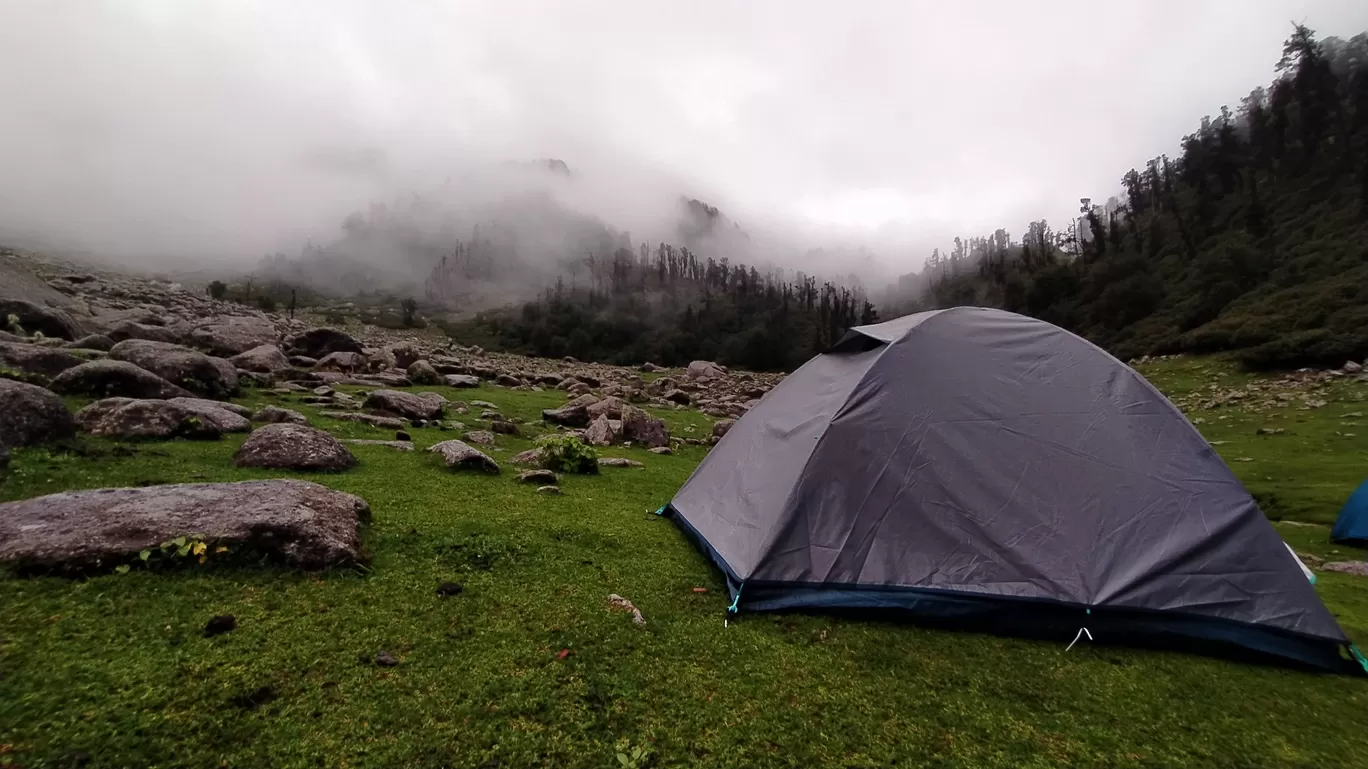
[3,9,1368,769]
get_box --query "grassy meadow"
[2,356,1368,768]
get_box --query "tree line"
[892,25,1368,369]
[449,241,877,371]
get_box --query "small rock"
[320,411,406,430]
[510,447,547,466]
[396,430,412,441]
[340,439,413,451]
[537,485,562,495]
[463,430,497,446]
[375,651,399,667]
[471,400,498,410]
[518,469,558,485]
[490,420,520,436]
[428,439,500,473]
[313,386,335,396]
[649,446,672,455]
[204,615,237,637]
[252,405,308,425]
[1322,561,1368,577]
[436,581,464,597]
[598,457,644,468]
[443,374,480,388]
[712,419,735,439]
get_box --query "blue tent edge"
[1331,479,1368,544]
[661,503,1366,675]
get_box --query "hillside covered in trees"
[449,242,877,371]
[892,25,1368,369]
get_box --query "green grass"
[3,363,1368,768]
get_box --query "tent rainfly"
[662,307,1365,674]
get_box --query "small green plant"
[115,535,230,574]
[536,433,599,474]
[615,738,651,768]
[5,313,24,335]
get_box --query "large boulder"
[428,439,499,473]
[64,334,116,352]
[586,396,625,421]
[188,316,279,356]
[233,424,356,471]
[364,389,445,421]
[584,414,619,446]
[230,344,290,373]
[542,394,600,427]
[406,359,442,385]
[49,360,192,399]
[0,341,84,379]
[165,397,252,432]
[74,398,222,440]
[686,360,726,381]
[0,299,83,340]
[314,351,365,373]
[663,389,692,405]
[0,479,369,570]
[386,341,425,369]
[363,347,397,372]
[286,327,365,359]
[109,339,239,399]
[0,379,76,449]
[621,404,670,448]
[107,321,183,345]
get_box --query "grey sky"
[2,0,1365,274]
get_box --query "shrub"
[535,433,599,475]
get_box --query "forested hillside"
[449,242,877,371]
[895,25,1368,369]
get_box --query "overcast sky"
[2,0,1366,272]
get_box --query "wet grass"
[2,363,1368,768]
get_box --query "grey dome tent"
[662,307,1365,673]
